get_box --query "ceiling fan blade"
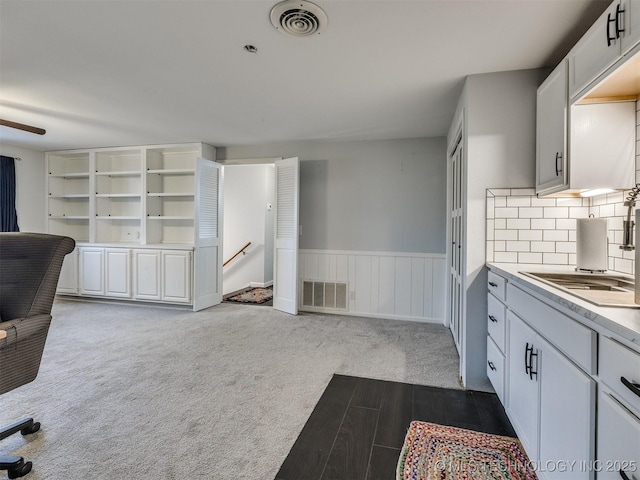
[0,119,46,135]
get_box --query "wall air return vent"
[270,0,328,37]
[302,281,347,310]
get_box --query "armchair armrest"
[0,314,52,347]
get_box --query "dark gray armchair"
[0,233,75,479]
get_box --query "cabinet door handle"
[489,281,498,287]
[555,152,563,176]
[529,350,538,380]
[488,361,496,371]
[488,315,498,323]
[615,3,625,38]
[525,343,531,376]
[620,376,640,398]
[607,11,617,46]
[619,469,631,480]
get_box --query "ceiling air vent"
[270,0,328,37]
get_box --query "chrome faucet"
[621,185,639,251]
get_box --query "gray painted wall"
[448,68,547,389]
[220,137,447,254]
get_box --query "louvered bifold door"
[273,157,299,315]
[193,157,223,311]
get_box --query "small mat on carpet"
[397,421,537,480]
[224,286,273,304]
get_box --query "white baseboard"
[249,280,273,288]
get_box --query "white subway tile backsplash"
[531,241,556,253]
[568,230,576,242]
[531,218,556,230]
[507,197,531,207]
[556,242,576,254]
[518,207,544,218]
[494,251,518,263]
[531,197,557,207]
[495,218,506,229]
[494,240,506,251]
[495,207,519,218]
[506,241,530,252]
[507,218,531,230]
[555,218,577,230]
[543,230,569,242]
[519,230,543,241]
[543,253,569,264]
[543,207,569,218]
[495,230,518,241]
[556,197,583,207]
[519,252,543,263]
[599,203,615,217]
[495,197,507,207]
[569,206,590,218]
[487,220,495,240]
[614,257,633,275]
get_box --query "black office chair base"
[0,456,32,479]
[1,418,40,478]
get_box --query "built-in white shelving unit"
[46,142,219,310]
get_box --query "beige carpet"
[0,299,460,480]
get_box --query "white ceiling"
[0,0,610,152]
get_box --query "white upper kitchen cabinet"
[536,61,568,195]
[568,0,640,100]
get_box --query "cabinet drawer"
[487,336,505,404]
[487,293,506,353]
[507,283,596,374]
[600,336,640,415]
[488,271,506,301]
[597,389,640,480]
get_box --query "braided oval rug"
[397,421,537,480]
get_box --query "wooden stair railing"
[223,242,251,267]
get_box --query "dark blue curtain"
[0,155,19,232]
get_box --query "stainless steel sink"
[520,271,639,308]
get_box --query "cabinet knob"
[489,315,498,323]
[487,361,496,371]
[489,281,498,287]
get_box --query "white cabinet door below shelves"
[57,248,78,294]
[162,250,191,303]
[80,248,105,296]
[105,248,131,298]
[134,249,161,301]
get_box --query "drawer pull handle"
[619,469,630,480]
[489,281,498,287]
[488,315,498,323]
[488,361,496,371]
[620,376,640,398]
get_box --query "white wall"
[220,137,447,254]
[0,144,45,232]
[222,164,275,294]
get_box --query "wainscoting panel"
[299,250,446,323]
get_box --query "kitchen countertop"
[487,262,640,348]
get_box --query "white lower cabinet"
[105,248,131,298]
[133,249,192,304]
[597,389,640,480]
[507,311,595,479]
[80,247,105,296]
[133,249,161,300]
[57,247,79,294]
[61,245,193,306]
[161,250,191,303]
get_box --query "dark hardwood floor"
[275,374,516,480]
